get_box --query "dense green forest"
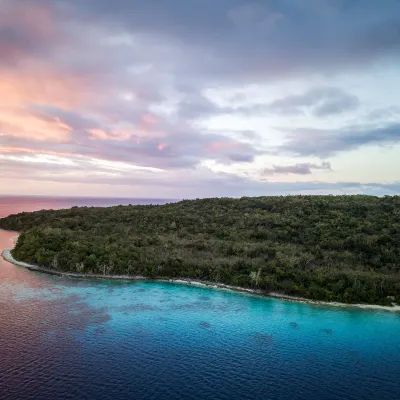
[1,195,399,305]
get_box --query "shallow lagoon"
[1,230,400,400]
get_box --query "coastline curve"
[2,242,400,313]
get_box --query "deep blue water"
[1,198,400,400]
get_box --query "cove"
[1,230,400,400]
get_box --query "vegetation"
[1,195,399,305]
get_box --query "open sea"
[1,196,400,400]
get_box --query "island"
[0,195,399,306]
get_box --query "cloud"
[0,104,262,170]
[227,3,284,31]
[0,0,399,196]
[178,87,360,120]
[0,1,62,67]
[177,93,222,120]
[1,154,398,197]
[28,105,102,131]
[1,0,395,97]
[263,162,331,176]
[49,0,400,84]
[279,122,400,157]
[267,87,359,117]
[366,106,400,121]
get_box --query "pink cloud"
[0,107,72,141]
[141,114,158,125]
[87,128,133,141]
[206,141,246,153]
[0,0,262,194]
[157,143,169,150]
[0,1,67,70]
[0,66,99,110]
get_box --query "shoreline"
[2,247,400,313]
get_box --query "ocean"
[0,197,400,400]
[0,196,176,218]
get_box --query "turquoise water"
[1,228,400,399]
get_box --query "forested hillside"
[1,195,399,305]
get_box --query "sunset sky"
[0,0,399,198]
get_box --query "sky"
[0,0,399,198]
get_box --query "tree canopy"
[1,195,399,305]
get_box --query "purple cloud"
[268,88,359,117]
[263,162,331,176]
[279,123,400,157]
[0,0,399,196]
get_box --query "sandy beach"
[2,239,400,313]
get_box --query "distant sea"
[0,195,176,218]
[1,197,400,400]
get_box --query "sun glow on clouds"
[0,67,95,109]
[0,154,76,166]
[0,0,399,197]
[157,143,169,151]
[0,109,72,142]
[89,159,164,173]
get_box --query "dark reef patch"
[251,332,274,344]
